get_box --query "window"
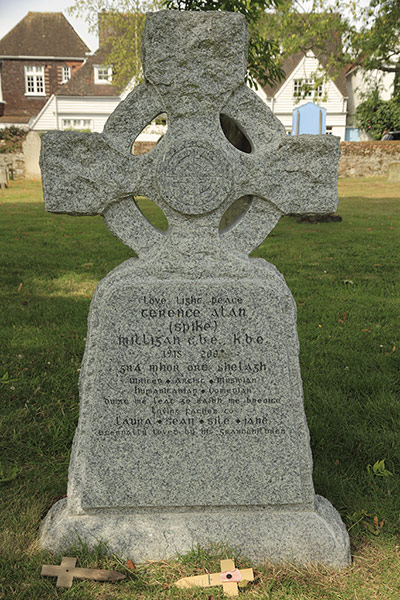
[61,118,92,131]
[293,79,302,97]
[293,78,323,99]
[61,66,71,84]
[25,65,45,95]
[94,65,112,84]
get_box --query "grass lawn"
[0,178,399,599]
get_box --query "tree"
[351,0,400,97]
[257,3,348,69]
[68,1,155,90]
[69,0,400,95]
[68,0,285,91]
[256,0,400,105]
[356,88,400,139]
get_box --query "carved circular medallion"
[157,141,233,215]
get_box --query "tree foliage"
[68,1,156,90]
[356,88,400,139]
[351,0,400,81]
[257,2,349,73]
[68,0,400,105]
[0,126,27,154]
[258,0,400,97]
[68,0,284,91]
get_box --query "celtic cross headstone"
[39,11,350,567]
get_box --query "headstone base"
[40,495,350,567]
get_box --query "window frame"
[61,66,71,84]
[94,65,113,85]
[24,65,45,96]
[61,118,93,131]
[293,78,323,99]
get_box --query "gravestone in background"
[39,11,351,567]
[23,131,42,179]
[387,162,400,182]
[0,166,8,189]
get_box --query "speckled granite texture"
[39,10,350,567]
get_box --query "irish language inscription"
[83,282,305,508]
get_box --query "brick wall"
[339,141,400,177]
[1,59,83,119]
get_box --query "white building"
[33,46,352,142]
[31,45,165,150]
[31,46,120,133]
[254,50,348,140]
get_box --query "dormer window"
[94,65,112,84]
[25,65,45,95]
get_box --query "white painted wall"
[274,53,347,139]
[32,95,57,130]
[32,95,121,132]
[251,53,347,140]
[32,58,348,142]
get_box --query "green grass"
[1,178,399,599]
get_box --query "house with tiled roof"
[31,45,123,132]
[31,13,161,145]
[0,12,89,128]
[32,12,349,145]
[31,46,165,153]
[254,50,348,140]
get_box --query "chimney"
[98,11,116,47]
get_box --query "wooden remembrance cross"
[39,11,350,567]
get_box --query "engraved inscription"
[83,281,306,508]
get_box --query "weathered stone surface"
[338,140,400,178]
[23,131,41,179]
[41,494,349,567]
[39,10,350,567]
[0,153,25,179]
[387,161,400,181]
[0,166,8,188]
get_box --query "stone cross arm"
[40,129,153,215]
[40,11,340,256]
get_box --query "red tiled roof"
[0,12,89,57]
[0,115,30,123]
[57,46,120,97]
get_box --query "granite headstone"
[39,10,350,567]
